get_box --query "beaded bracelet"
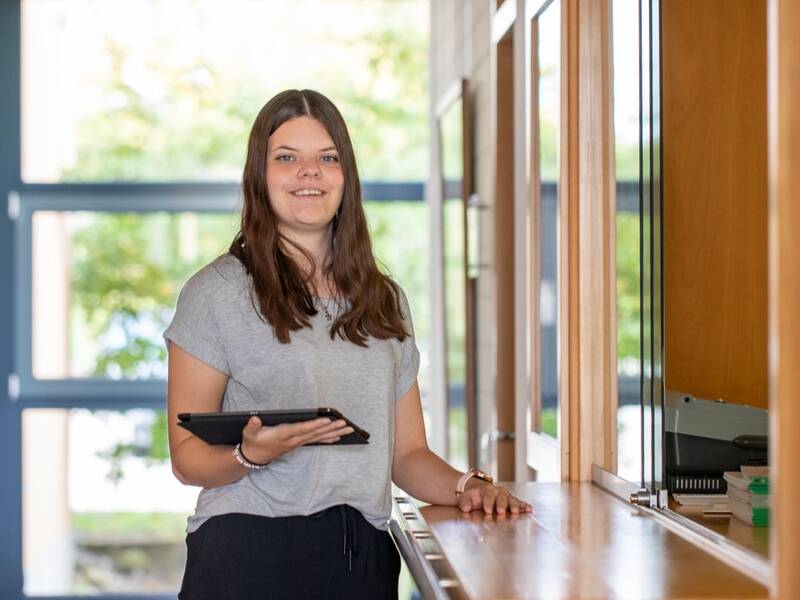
[233,442,269,470]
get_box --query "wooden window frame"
[493,0,617,484]
[525,0,569,482]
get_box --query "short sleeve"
[395,287,420,400]
[163,270,231,375]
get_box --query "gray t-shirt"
[164,253,420,533]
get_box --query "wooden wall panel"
[494,33,516,481]
[662,0,768,409]
[563,0,580,481]
[768,1,800,595]
[462,79,477,467]
[576,0,615,479]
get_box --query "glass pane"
[443,198,467,470]
[21,0,428,183]
[364,200,431,397]
[31,211,238,380]
[22,407,196,595]
[30,204,432,392]
[440,99,468,471]
[612,0,642,482]
[537,1,561,440]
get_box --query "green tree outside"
[61,16,429,479]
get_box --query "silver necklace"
[319,296,339,321]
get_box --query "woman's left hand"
[456,482,534,515]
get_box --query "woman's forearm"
[392,447,465,505]
[172,436,249,489]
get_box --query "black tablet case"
[177,408,369,445]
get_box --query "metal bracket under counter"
[389,496,468,600]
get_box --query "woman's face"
[266,116,344,236]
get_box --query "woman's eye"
[321,154,339,163]
[276,154,295,162]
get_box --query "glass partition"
[439,86,473,472]
[535,0,561,443]
[611,0,642,483]
[22,407,195,595]
[609,0,663,496]
[31,211,237,381]
[526,0,562,483]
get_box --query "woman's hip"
[179,506,399,600]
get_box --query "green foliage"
[63,41,254,182]
[149,411,170,461]
[440,101,463,181]
[64,15,429,481]
[541,408,558,438]
[70,213,236,479]
[71,213,236,379]
[615,144,640,181]
[72,511,187,541]
[93,410,173,484]
[539,120,559,180]
[63,17,428,183]
[442,199,466,383]
[333,25,429,180]
[616,211,641,361]
[363,202,430,356]
[448,405,467,468]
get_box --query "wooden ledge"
[391,482,768,599]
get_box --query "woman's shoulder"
[181,253,248,299]
[386,278,410,310]
[381,278,414,331]
[208,252,248,283]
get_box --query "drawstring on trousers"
[339,505,359,572]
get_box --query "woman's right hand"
[239,416,354,465]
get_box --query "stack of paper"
[673,494,730,514]
[724,466,769,527]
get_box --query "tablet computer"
[177,407,369,446]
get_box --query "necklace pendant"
[319,297,335,322]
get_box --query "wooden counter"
[391,482,768,599]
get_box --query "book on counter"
[724,466,770,527]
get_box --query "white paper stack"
[724,466,770,527]
[673,494,730,514]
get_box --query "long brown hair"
[229,89,409,346]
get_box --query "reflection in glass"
[536,1,560,439]
[612,0,642,482]
[440,99,468,471]
[22,408,196,595]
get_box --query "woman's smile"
[289,187,326,197]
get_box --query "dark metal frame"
[0,4,22,597]
[639,0,666,502]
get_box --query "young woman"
[165,89,532,599]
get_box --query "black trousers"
[179,505,401,600]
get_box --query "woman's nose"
[298,158,321,178]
